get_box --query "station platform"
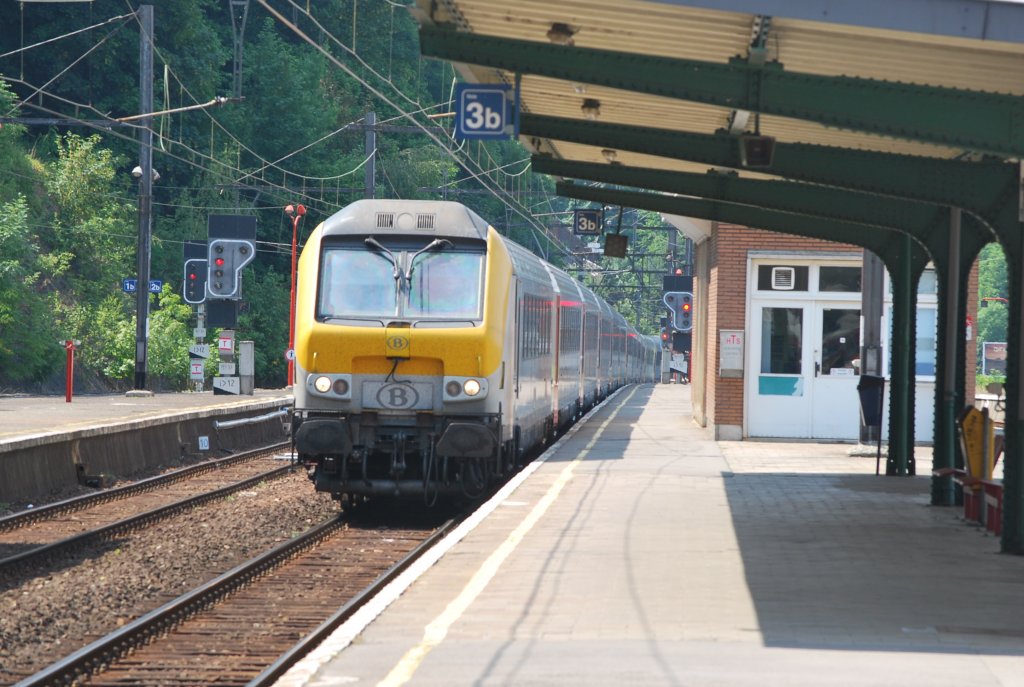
[277,383,1024,687]
[0,388,291,444]
[0,389,292,507]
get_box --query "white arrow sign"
[189,344,211,359]
[213,376,240,394]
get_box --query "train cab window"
[320,248,398,318]
[406,251,484,319]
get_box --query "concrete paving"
[274,383,1024,687]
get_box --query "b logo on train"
[292,199,660,503]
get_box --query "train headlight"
[442,376,487,401]
[307,374,352,399]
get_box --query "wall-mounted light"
[581,98,601,120]
[547,22,575,45]
[601,149,617,163]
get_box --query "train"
[291,199,660,503]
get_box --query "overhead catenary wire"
[6,3,577,259]
[253,0,575,260]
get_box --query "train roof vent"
[416,214,435,230]
[376,212,395,229]
[771,266,795,290]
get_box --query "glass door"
[747,304,812,437]
[810,307,861,439]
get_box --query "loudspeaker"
[604,233,628,258]
[739,135,775,168]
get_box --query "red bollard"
[64,339,76,403]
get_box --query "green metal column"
[932,209,966,502]
[1001,227,1023,553]
[887,234,915,475]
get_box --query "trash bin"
[857,375,885,427]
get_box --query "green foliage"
[977,242,1008,347]
[238,268,290,386]
[0,195,60,385]
[42,133,134,302]
[1,3,664,391]
[147,287,196,387]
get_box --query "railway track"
[0,444,293,578]
[17,511,454,687]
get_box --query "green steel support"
[1002,233,1024,554]
[519,114,1016,218]
[888,234,915,475]
[554,182,928,274]
[525,115,1024,553]
[534,157,990,475]
[419,26,1024,157]
[556,182,929,458]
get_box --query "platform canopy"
[413,0,1024,172]
[412,0,1024,555]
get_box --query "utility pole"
[364,111,376,198]
[229,0,249,98]
[132,5,154,392]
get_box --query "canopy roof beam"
[420,25,1024,157]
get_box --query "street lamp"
[285,204,306,387]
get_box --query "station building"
[669,217,979,444]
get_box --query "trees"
[977,242,1008,348]
[0,3,663,392]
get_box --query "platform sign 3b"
[573,209,602,236]
[455,84,512,140]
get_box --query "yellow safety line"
[378,386,640,687]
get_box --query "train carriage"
[291,199,657,503]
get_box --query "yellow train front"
[292,199,658,503]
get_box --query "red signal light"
[188,272,197,280]
[682,303,691,311]
[215,257,225,267]
[660,331,669,341]
[674,268,683,276]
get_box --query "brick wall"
[706,223,860,433]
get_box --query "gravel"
[0,471,339,685]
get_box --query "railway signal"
[207,239,255,300]
[182,258,208,304]
[663,291,693,332]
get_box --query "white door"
[747,302,812,437]
[747,302,861,440]
[810,306,861,439]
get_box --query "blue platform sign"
[455,84,512,141]
[573,209,603,235]
[122,278,163,294]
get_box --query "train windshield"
[319,246,484,321]
[320,248,399,318]
[406,250,484,319]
